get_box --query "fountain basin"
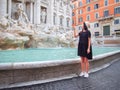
[0,47,120,89]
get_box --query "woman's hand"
[73,26,79,38]
[87,48,90,54]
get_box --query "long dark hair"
[83,22,88,31]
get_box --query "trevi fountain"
[0,0,75,50]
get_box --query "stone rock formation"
[0,16,76,50]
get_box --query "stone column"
[34,0,41,24]
[8,0,12,18]
[30,2,33,23]
[0,0,7,18]
[63,7,66,28]
[49,0,54,26]
[56,3,59,26]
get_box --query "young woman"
[73,22,92,78]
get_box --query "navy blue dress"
[78,30,92,59]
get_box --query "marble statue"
[41,9,47,23]
[17,4,29,23]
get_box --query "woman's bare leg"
[83,57,90,77]
[84,57,89,73]
[80,57,85,72]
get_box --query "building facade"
[72,0,120,37]
[0,0,72,30]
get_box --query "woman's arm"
[87,31,91,54]
[87,37,91,54]
[88,38,91,49]
[73,26,79,38]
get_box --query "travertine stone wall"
[0,63,80,88]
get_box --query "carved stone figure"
[41,9,47,23]
[17,4,29,23]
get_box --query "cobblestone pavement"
[2,60,120,90]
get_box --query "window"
[95,13,99,19]
[79,26,82,30]
[104,0,108,6]
[72,4,75,9]
[94,4,99,9]
[115,0,120,3]
[60,17,63,26]
[114,7,120,14]
[79,1,82,6]
[87,15,90,21]
[79,17,83,22]
[67,19,69,27]
[103,25,110,36]
[104,10,109,17]
[73,4,76,9]
[114,19,120,24]
[87,6,90,11]
[86,0,90,4]
[115,30,120,36]
[95,32,99,36]
[53,14,56,25]
[79,9,83,14]
[72,12,75,16]
[94,23,99,28]
[72,20,74,24]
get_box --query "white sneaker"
[79,72,84,76]
[84,72,89,78]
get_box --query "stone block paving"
[1,60,120,90]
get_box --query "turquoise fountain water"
[0,47,120,63]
